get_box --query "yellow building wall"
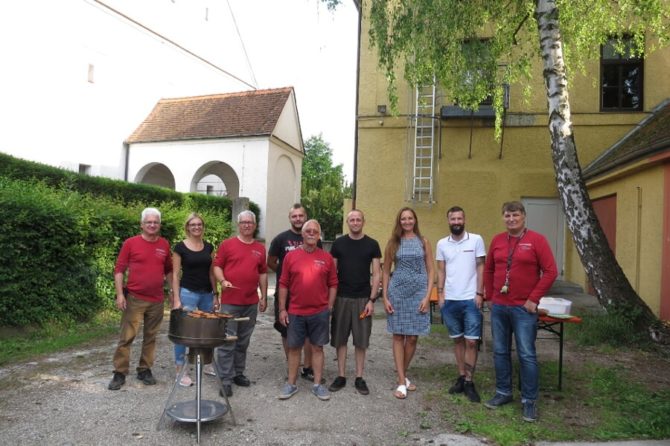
[564,165,665,315]
[356,6,670,297]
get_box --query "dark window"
[601,37,643,111]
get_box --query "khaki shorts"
[330,296,371,349]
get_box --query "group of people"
[107,200,557,422]
[108,207,267,400]
[434,202,557,422]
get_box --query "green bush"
[0,153,258,327]
[0,180,99,325]
[0,152,256,225]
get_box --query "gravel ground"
[0,298,488,446]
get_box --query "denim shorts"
[441,299,482,339]
[287,309,330,348]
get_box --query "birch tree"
[337,0,670,341]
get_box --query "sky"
[0,0,359,181]
[227,1,359,181]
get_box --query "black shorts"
[330,296,372,349]
[273,292,290,338]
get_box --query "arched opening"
[191,161,240,198]
[134,162,176,189]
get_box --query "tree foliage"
[368,0,668,132]
[335,0,670,341]
[301,135,349,240]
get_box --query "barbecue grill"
[157,309,246,443]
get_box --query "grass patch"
[416,319,670,445]
[0,311,120,366]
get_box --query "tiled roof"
[583,99,670,180]
[126,87,294,143]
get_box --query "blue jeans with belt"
[490,303,539,402]
[174,288,215,366]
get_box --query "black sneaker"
[463,381,481,403]
[137,369,157,385]
[220,384,233,397]
[328,376,346,392]
[354,377,369,395]
[301,367,314,381]
[448,375,465,394]
[522,400,538,422]
[484,392,513,409]
[233,374,251,387]
[108,372,125,390]
[301,367,326,384]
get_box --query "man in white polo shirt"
[436,206,486,403]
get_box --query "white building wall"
[128,138,273,238]
[265,141,303,244]
[0,0,253,178]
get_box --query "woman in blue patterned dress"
[382,207,434,399]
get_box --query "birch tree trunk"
[534,0,665,341]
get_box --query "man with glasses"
[277,220,337,401]
[108,207,173,390]
[212,210,268,397]
[267,204,322,382]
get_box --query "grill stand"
[157,347,236,444]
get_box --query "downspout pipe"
[123,142,130,181]
[351,0,362,209]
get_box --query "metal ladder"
[412,81,436,202]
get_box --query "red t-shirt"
[213,237,267,306]
[278,248,338,316]
[114,235,173,303]
[484,229,557,306]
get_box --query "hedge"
[0,153,260,327]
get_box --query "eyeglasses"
[188,223,203,227]
[304,229,320,235]
[239,221,255,225]
[143,221,160,226]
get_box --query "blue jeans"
[441,299,482,340]
[174,288,215,366]
[490,304,538,402]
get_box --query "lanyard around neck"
[503,229,527,289]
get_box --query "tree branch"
[512,13,530,45]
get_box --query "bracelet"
[476,292,484,297]
[368,297,377,303]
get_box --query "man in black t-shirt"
[267,204,322,382]
[328,209,381,395]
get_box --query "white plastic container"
[538,297,572,315]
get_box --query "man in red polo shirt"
[108,207,173,391]
[277,219,337,401]
[213,210,268,397]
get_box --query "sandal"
[405,378,417,391]
[179,375,193,387]
[394,384,407,399]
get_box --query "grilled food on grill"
[187,310,234,319]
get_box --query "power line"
[226,0,258,88]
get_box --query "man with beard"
[435,206,486,402]
[268,204,322,381]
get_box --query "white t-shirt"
[435,232,486,301]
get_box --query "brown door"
[588,195,617,295]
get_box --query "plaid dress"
[387,236,430,336]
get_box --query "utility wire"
[226,0,258,88]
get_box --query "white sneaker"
[179,374,193,387]
[203,364,216,376]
